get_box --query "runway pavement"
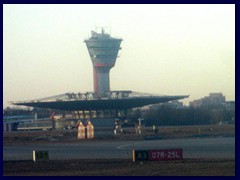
[3,137,235,161]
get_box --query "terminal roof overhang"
[12,91,189,111]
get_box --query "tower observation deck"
[84,29,122,97]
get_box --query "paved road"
[3,137,235,161]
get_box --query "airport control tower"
[13,29,189,117]
[84,29,122,97]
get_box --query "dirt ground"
[3,124,235,145]
[3,159,235,176]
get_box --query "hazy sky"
[3,4,235,108]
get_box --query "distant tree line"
[128,105,235,126]
[3,107,58,118]
[3,107,33,116]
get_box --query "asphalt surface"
[3,137,235,161]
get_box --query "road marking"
[117,142,145,150]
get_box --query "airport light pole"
[138,118,144,135]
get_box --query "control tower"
[84,29,122,97]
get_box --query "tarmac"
[3,137,235,161]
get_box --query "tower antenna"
[109,21,111,35]
[94,20,96,32]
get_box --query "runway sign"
[133,149,183,162]
[148,149,183,161]
[132,150,148,162]
[33,150,49,162]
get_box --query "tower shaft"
[93,66,110,95]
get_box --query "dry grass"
[3,159,235,176]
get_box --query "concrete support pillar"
[77,111,80,119]
[83,111,86,119]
